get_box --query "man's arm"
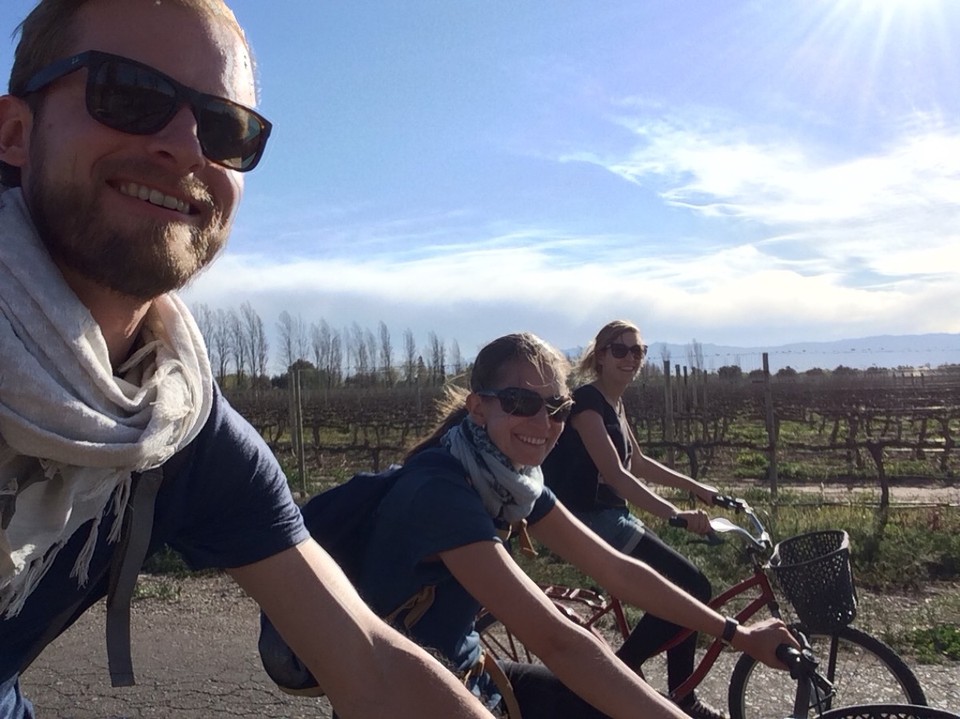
[228,538,489,719]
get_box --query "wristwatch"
[721,616,740,646]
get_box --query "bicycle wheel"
[475,609,539,663]
[728,625,927,719]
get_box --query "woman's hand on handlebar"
[732,617,800,670]
[693,483,721,506]
[670,509,712,535]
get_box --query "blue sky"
[3,0,959,372]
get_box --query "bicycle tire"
[728,625,927,719]
[818,705,960,719]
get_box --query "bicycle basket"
[767,529,857,632]
[819,704,960,719]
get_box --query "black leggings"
[615,527,712,695]
[502,660,611,719]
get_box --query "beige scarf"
[0,188,213,617]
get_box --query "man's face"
[19,0,256,300]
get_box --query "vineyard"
[226,364,960,503]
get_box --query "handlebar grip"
[712,494,746,512]
[668,515,688,528]
[776,643,818,680]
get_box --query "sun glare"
[792,0,956,120]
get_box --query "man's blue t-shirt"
[0,385,309,693]
[358,448,556,677]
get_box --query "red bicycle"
[476,496,927,719]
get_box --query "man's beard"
[25,158,230,301]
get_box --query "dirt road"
[21,575,334,719]
[19,573,959,718]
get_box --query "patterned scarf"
[0,188,213,617]
[441,418,544,524]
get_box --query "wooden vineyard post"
[290,369,306,496]
[762,353,778,498]
[663,359,675,466]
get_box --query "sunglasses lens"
[497,389,540,417]
[89,60,177,133]
[88,56,266,171]
[197,104,260,170]
[486,388,571,422]
[609,343,645,360]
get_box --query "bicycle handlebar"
[668,496,771,551]
[776,643,817,680]
[776,639,836,719]
[712,494,747,512]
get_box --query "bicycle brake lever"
[707,517,741,534]
[694,531,724,546]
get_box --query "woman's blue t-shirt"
[359,449,557,675]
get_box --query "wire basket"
[767,529,857,633]
[819,705,960,719]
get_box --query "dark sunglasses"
[22,50,272,172]
[476,387,573,423]
[605,342,647,361]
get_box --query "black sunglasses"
[605,342,647,361]
[22,50,272,172]
[476,387,573,423]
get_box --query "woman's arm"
[626,422,719,505]
[573,410,681,520]
[228,539,490,719]
[440,539,687,719]
[529,502,795,669]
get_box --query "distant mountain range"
[636,333,960,373]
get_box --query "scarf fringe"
[0,188,212,617]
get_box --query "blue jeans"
[0,676,34,719]
[577,505,646,553]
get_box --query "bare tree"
[277,310,295,371]
[686,338,705,372]
[328,329,343,387]
[277,310,309,371]
[240,302,268,388]
[294,315,309,366]
[378,321,394,386]
[450,339,464,377]
[311,319,332,385]
[349,322,370,381]
[227,308,247,389]
[427,332,446,386]
[660,344,672,370]
[402,328,417,385]
[192,303,218,374]
[211,308,231,384]
[364,328,378,385]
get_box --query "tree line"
[193,305,959,392]
[191,303,467,390]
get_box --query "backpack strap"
[104,465,163,686]
[105,446,191,687]
[470,652,522,719]
[16,449,189,684]
[383,585,437,631]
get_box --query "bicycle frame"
[659,559,780,702]
[542,499,783,703]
